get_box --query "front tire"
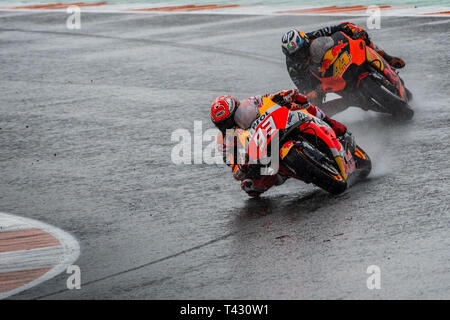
[283,146,347,195]
[358,75,414,120]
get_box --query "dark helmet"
[281,29,310,60]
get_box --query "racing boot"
[241,174,284,197]
[377,49,405,69]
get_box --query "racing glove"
[305,90,318,101]
[367,42,406,69]
[272,89,310,109]
[305,88,325,106]
[351,29,370,42]
[339,22,372,45]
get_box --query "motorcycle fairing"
[365,46,407,100]
[309,31,407,104]
[246,103,289,160]
[311,32,366,93]
[246,97,350,179]
[296,116,348,179]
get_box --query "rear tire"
[283,147,347,195]
[359,75,414,120]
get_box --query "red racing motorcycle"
[232,97,372,195]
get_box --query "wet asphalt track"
[0,11,449,299]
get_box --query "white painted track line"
[0,212,80,299]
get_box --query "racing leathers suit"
[218,89,347,197]
[286,22,406,115]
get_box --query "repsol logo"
[251,112,269,130]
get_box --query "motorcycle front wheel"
[283,146,347,195]
[358,74,414,120]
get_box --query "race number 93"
[253,115,276,153]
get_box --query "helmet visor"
[282,33,305,55]
[214,114,236,133]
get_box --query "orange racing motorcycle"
[310,31,414,119]
[229,97,372,195]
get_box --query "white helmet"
[281,29,310,56]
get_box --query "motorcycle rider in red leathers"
[210,89,348,197]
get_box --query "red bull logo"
[280,141,295,159]
[331,42,348,57]
[321,58,333,74]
